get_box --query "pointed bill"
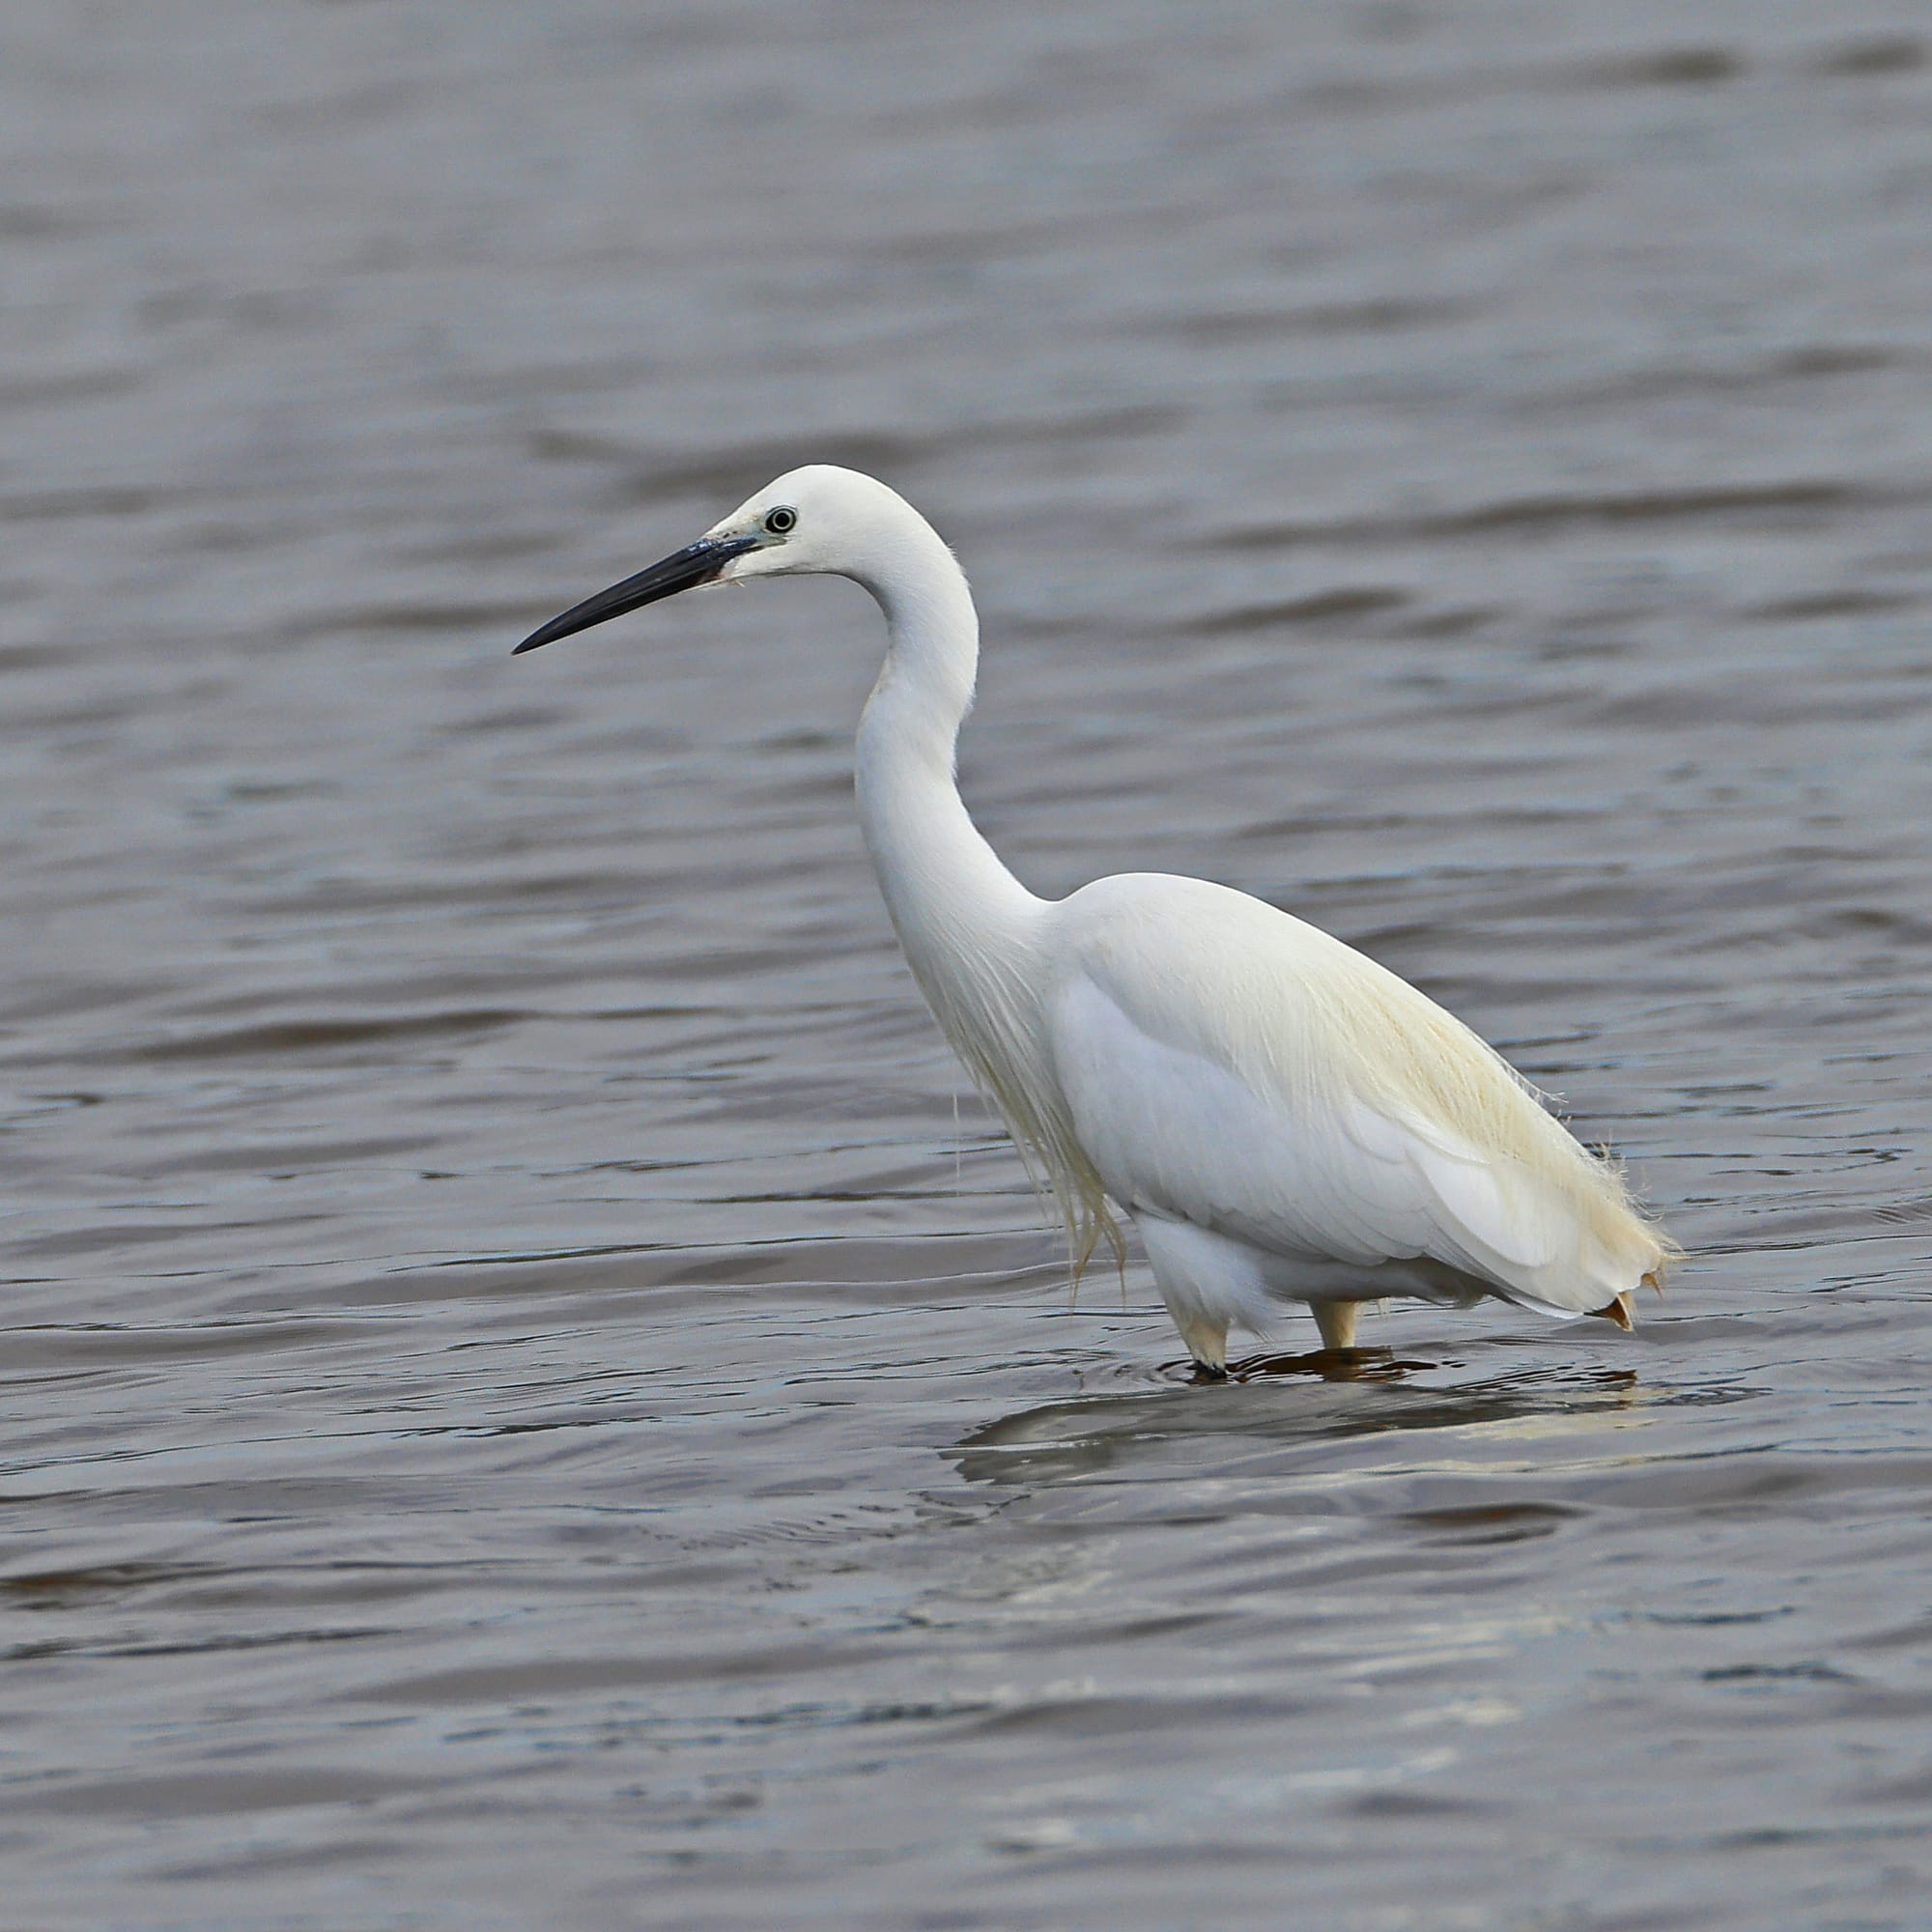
[513,533,759,653]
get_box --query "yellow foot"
[1311,1300,1358,1351]
[1590,1291,1635,1331]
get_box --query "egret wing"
[1044,874,1662,1315]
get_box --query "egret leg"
[1134,1213,1262,1378]
[1311,1300,1358,1351]
[1591,1291,1635,1331]
[1173,1309,1229,1377]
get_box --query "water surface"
[4,2,1932,1926]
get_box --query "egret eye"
[762,506,798,536]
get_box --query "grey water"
[4,1,1932,1926]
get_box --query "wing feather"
[1044,873,1669,1313]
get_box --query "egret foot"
[1591,1291,1635,1331]
[1311,1300,1359,1351]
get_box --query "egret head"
[513,465,923,655]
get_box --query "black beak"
[513,533,760,654]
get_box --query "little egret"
[516,467,1675,1374]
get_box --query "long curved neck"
[842,497,1111,1269]
[850,526,1041,981]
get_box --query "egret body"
[516,467,1674,1374]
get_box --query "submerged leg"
[1136,1213,1264,1378]
[1172,1308,1229,1377]
[1311,1300,1358,1351]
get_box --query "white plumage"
[516,465,1675,1374]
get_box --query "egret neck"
[849,514,1043,989]
[842,516,1094,1245]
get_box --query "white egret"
[516,467,1675,1375]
